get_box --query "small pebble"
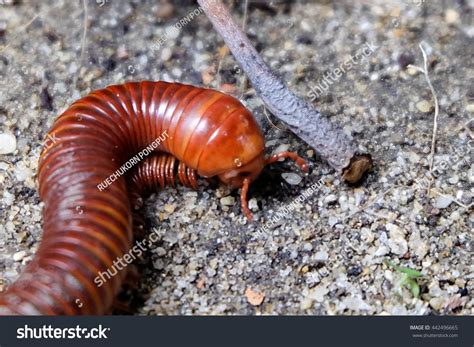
[220,196,235,206]
[386,223,408,256]
[445,9,460,24]
[391,133,404,145]
[448,175,459,185]
[116,45,129,59]
[300,298,314,310]
[282,172,302,185]
[409,230,429,259]
[155,2,175,20]
[163,204,176,214]
[0,132,16,154]
[161,47,173,62]
[209,258,218,269]
[13,251,27,262]
[3,191,14,205]
[324,194,338,205]
[406,66,420,76]
[429,297,445,311]
[434,195,453,209]
[310,285,329,303]
[245,287,265,306]
[314,250,328,262]
[0,20,6,36]
[273,144,290,154]
[248,198,258,210]
[165,26,180,39]
[407,151,420,163]
[328,216,339,227]
[416,100,433,113]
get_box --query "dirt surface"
[0,0,472,315]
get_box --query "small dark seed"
[102,58,117,71]
[398,52,415,69]
[40,87,54,111]
[296,35,313,45]
[347,266,362,277]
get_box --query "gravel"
[0,0,472,315]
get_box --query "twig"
[238,0,249,96]
[408,43,439,196]
[0,13,40,53]
[74,0,88,86]
[430,189,472,209]
[80,0,88,62]
[197,0,372,183]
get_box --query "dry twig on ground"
[198,0,372,183]
[408,43,440,196]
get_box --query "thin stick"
[80,0,88,62]
[238,0,249,96]
[0,13,39,53]
[73,0,88,87]
[408,43,439,196]
[430,189,472,209]
[197,0,371,183]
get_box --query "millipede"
[0,81,308,315]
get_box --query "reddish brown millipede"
[0,81,307,315]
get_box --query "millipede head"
[220,149,309,221]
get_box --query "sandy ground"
[0,0,472,315]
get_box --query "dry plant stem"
[198,0,372,183]
[80,0,88,62]
[238,0,250,95]
[408,43,439,196]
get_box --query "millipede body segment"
[0,81,306,315]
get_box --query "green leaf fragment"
[385,259,422,298]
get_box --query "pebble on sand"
[434,195,453,209]
[13,250,27,262]
[416,100,433,113]
[0,132,16,154]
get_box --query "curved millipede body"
[0,81,307,315]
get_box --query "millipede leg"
[240,178,253,221]
[187,167,198,189]
[265,151,309,172]
[159,155,167,189]
[166,156,175,187]
[178,161,189,187]
[129,153,200,196]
